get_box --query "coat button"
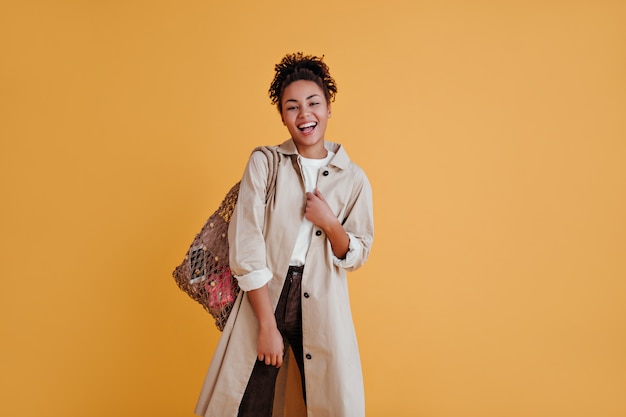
[304,292,310,298]
[323,170,329,176]
[306,354,312,360]
[315,230,322,236]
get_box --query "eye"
[286,106,298,111]
[310,102,320,106]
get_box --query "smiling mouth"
[298,122,317,133]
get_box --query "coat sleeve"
[228,150,273,291]
[333,167,374,272]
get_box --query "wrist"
[320,216,342,235]
[258,317,277,330]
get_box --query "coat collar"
[276,138,351,170]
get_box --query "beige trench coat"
[195,139,374,417]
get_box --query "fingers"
[258,353,283,368]
[306,188,325,200]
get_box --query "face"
[280,80,331,158]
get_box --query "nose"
[297,107,310,118]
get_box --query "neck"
[296,142,327,159]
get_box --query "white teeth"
[298,122,317,129]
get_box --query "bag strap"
[252,146,280,204]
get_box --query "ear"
[328,105,332,118]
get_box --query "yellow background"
[1,1,625,416]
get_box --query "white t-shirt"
[289,151,335,266]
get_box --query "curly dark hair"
[269,52,337,112]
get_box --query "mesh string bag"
[172,146,279,330]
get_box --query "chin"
[295,136,323,147]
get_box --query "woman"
[195,52,374,417]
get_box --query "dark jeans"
[238,266,306,417]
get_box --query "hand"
[305,188,350,259]
[257,325,284,368]
[247,285,284,367]
[305,188,336,229]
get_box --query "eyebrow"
[284,94,322,103]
